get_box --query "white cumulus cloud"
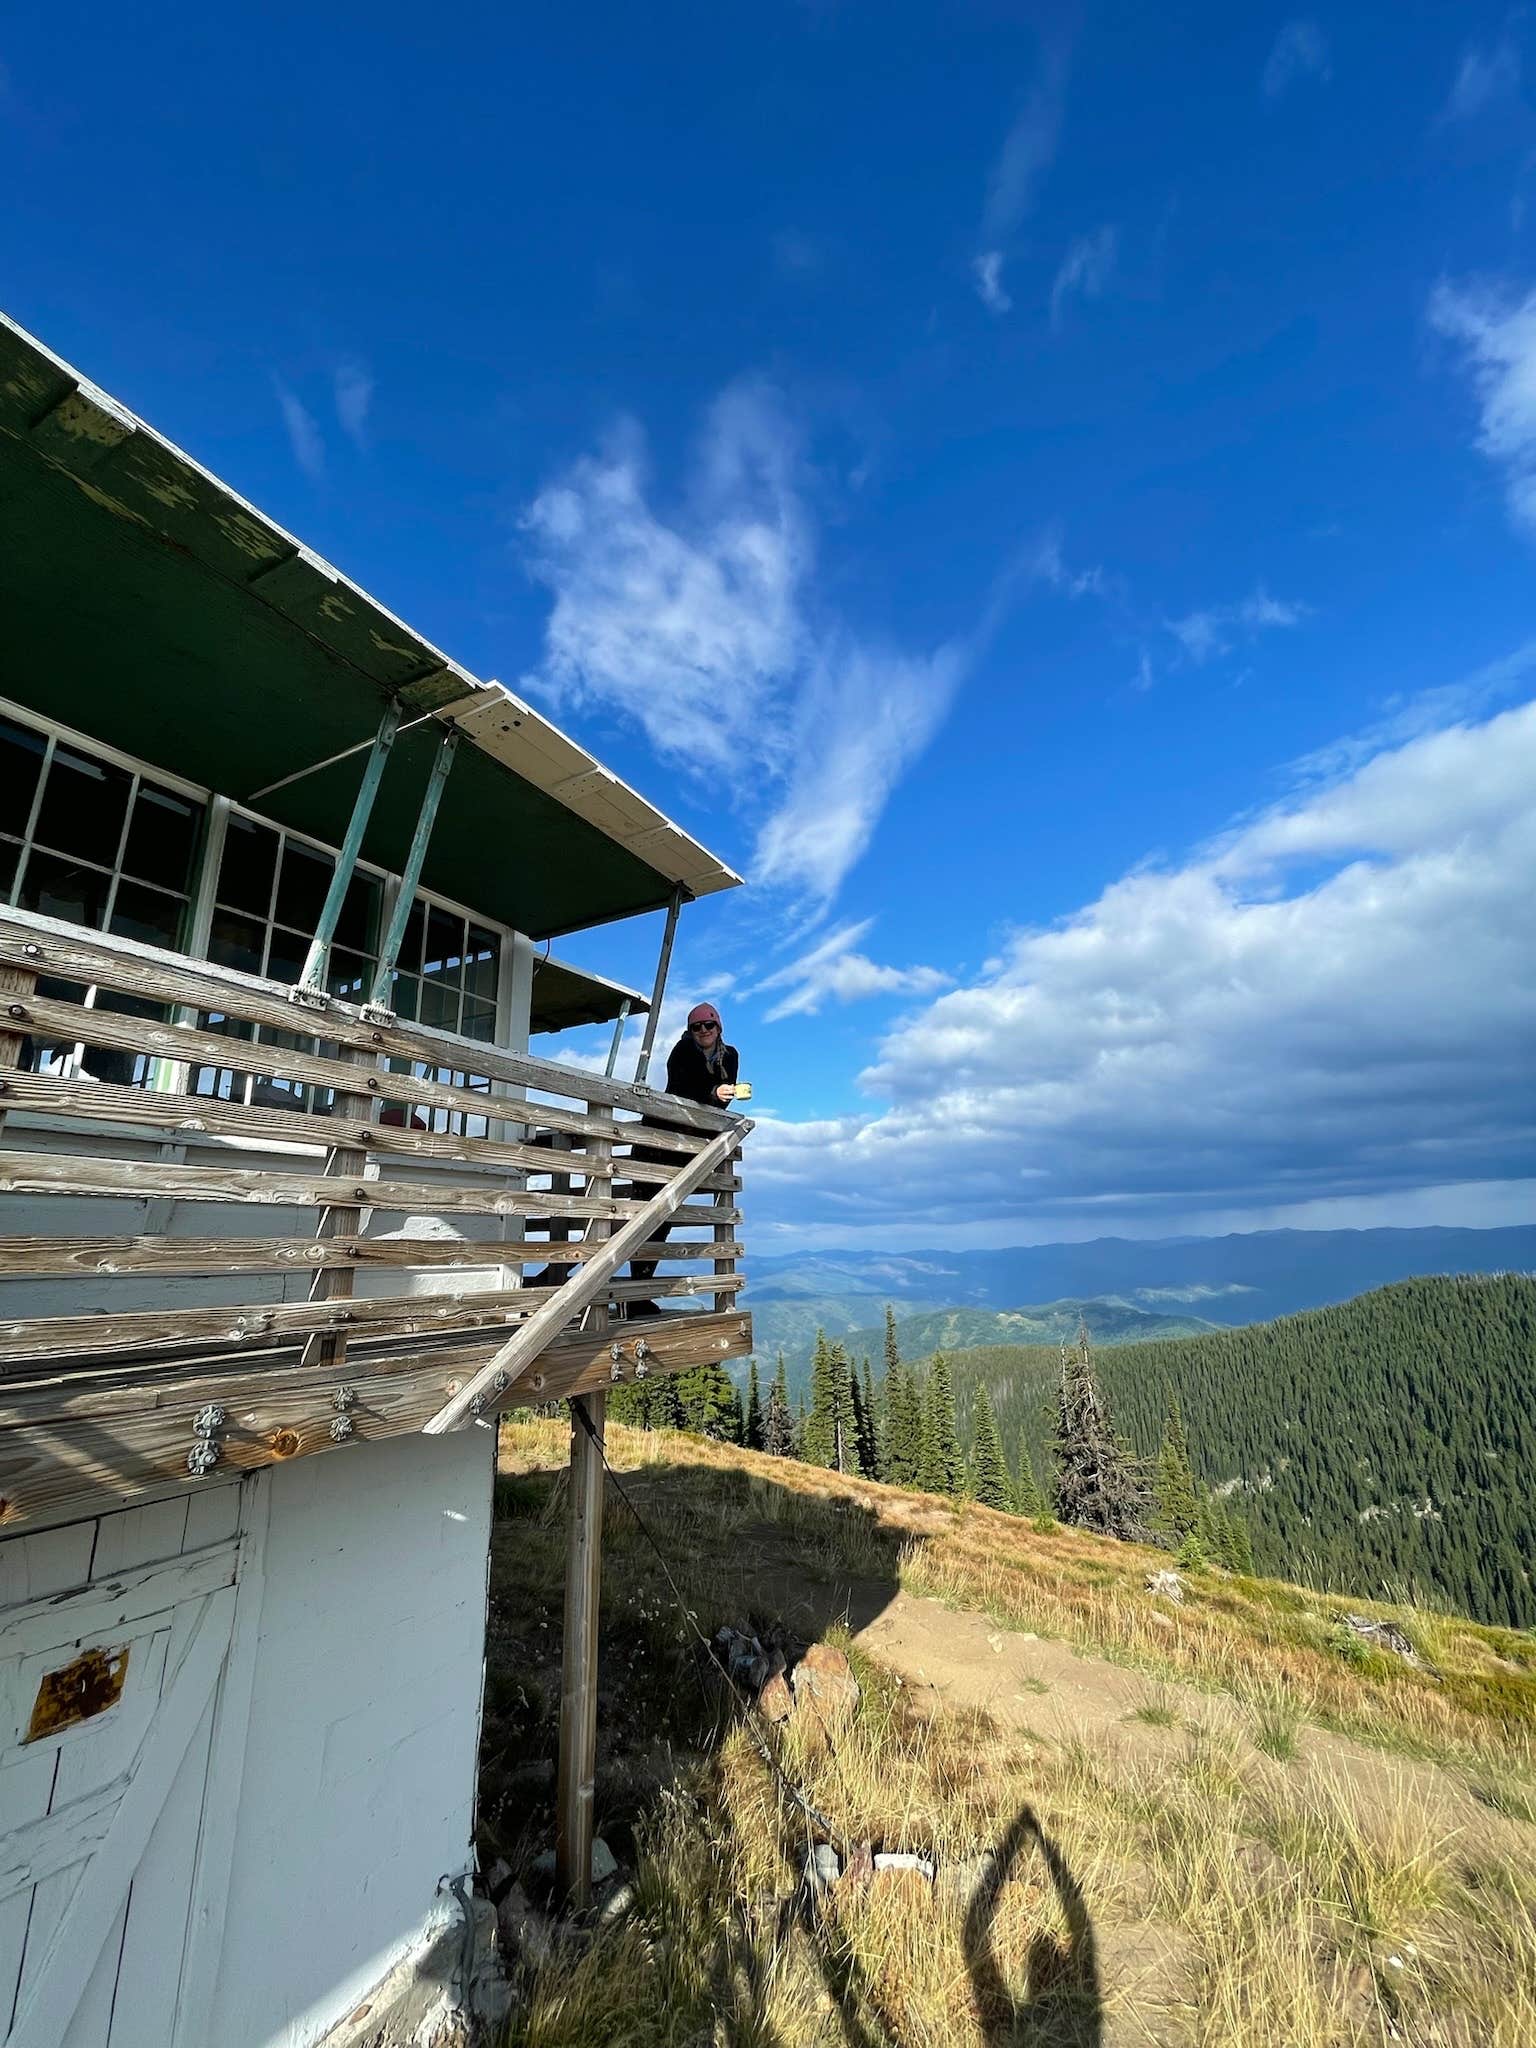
[1442,39,1521,123]
[747,695,1536,1238]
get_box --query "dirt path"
[853,1590,1512,1848]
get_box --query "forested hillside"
[930,1274,1536,1628]
[757,1296,1215,1396]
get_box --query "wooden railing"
[0,907,752,1521]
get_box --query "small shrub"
[1176,1529,1209,1570]
[1031,1512,1057,1534]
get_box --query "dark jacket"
[630,1034,738,1171]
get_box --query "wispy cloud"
[1028,527,1106,600]
[273,378,325,483]
[1050,226,1118,329]
[334,359,374,449]
[972,251,1013,315]
[519,381,982,906]
[1430,278,1536,533]
[1442,38,1521,123]
[753,918,951,1021]
[973,43,1069,315]
[1165,587,1309,664]
[1262,19,1331,100]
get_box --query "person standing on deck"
[626,1002,739,1312]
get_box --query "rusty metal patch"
[26,1645,130,1741]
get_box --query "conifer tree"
[650,1373,684,1432]
[1050,1324,1146,1539]
[679,1360,741,1440]
[763,1354,794,1458]
[802,1333,860,1471]
[1152,1397,1200,1545]
[1013,1444,1047,1517]
[885,1359,922,1486]
[859,1354,883,1479]
[919,1352,964,1497]
[744,1358,764,1452]
[970,1384,1014,1510]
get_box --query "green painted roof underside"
[0,343,685,943]
[530,955,646,1034]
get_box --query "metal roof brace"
[297,703,402,996]
[603,997,632,1079]
[632,886,684,1084]
[369,726,461,1006]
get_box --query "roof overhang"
[0,312,740,941]
[530,953,647,1035]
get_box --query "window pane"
[110,879,185,952]
[21,975,90,1077]
[123,782,202,893]
[0,839,18,900]
[399,897,426,973]
[0,718,47,834]
[326,947,373,1002]
[461,996,497,1044]
[19,849,111,929]
[335,870,380,952]
[83,991,167,1090]
[265,925,307,986]
[423,904,463,984]
[208,908,265,977]
[33,745,131,867]
[465,927,500,999]
[274,840,333,932]
[419,977,458,1030]
[387,971,419,1021]
[219,814,279,915]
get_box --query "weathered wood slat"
[0,1150,652,1220]
[0,1234,744,1278]
[0,1069,617,1179]
[425,1120,753,1432]
[0,1272,745,1365]
[0,1311,755,1528]
[0,908,733,1136]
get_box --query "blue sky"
[4,4,1535,1250]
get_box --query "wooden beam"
[0,1151,652,1220]
[423,1120,752,1433]
[0,1273,744,1365]
[0,1311,754,1528]
[0,1234,744,1279]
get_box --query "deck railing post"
[299,704,401,993]
[556,1104,610,1908]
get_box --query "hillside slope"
[920,1273,1536,1629]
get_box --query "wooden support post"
[301,1041,383,1371]
[556,1107,610,1909]
[603,998,631,1080]
[713,1143,737,1313]
[369,727,460,1004]
[0,958,38,1131]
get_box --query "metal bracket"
[329,1414,355,1443]
[287,984,331,1013]
[358,1003,396,1028]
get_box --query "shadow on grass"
[486,1442,1103,2046]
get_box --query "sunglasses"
[689,1019,719,1033]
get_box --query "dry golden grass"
[492,1421,1536,2047]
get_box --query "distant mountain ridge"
[746,1224,1536,1331]
[754,1296,1217,1398]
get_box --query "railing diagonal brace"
[421,1118,752,1434]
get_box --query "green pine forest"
[599,1273,1534,1629]
[932,1273,1536,1629]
